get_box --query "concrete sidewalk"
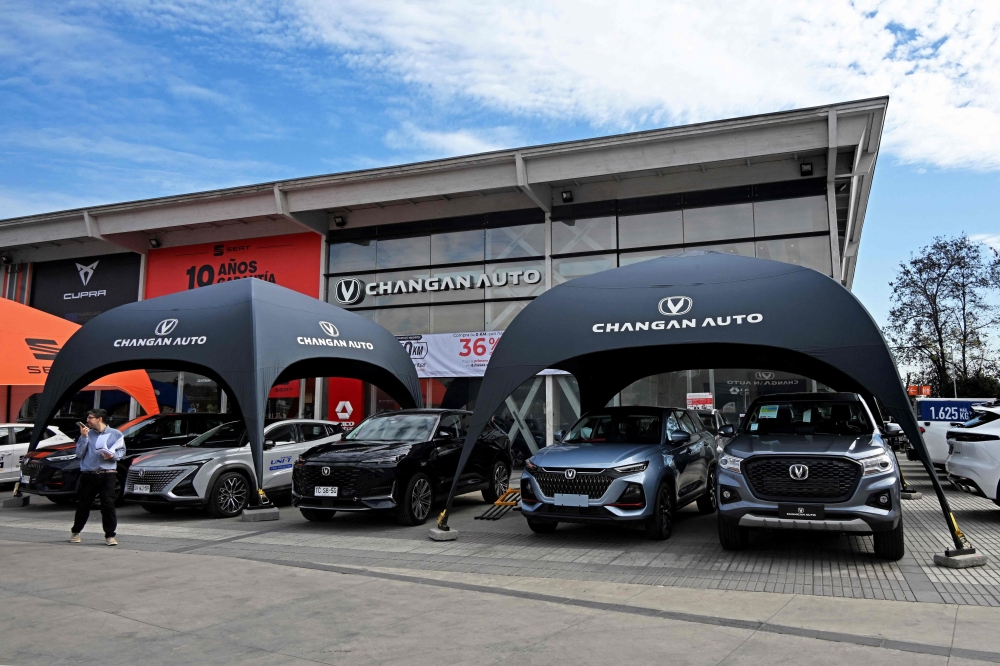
[1,539,998,665]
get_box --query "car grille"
[743,456,861,502]
[20,460,45,480]
[533,470,614,500]
[126,469,184,493]
[294,465,379,498]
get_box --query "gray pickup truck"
[716,392,903,560]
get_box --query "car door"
[134,416,189,451]
[429,414,463,492]
[262,423,299,489]
[0,427,14,483]
[8,426,39,483]
[681,410,713,491]
[667,410,700,499]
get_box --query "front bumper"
[717,464,900,534]
[18,460,81,497]
[291,463,398,511]
[518,469,654,525]
[123,466,204,506]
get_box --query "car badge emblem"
[321,466,331,476]
[76,260,99,286]
[319,321,339,337]
[564,469,577,480]
[789,464,809,480]
[657,295,693,316]
[138,469,144,478]
[155,319,179,336]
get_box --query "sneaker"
[105,537,118,547]
[70,532,81,543]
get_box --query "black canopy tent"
[439,251,977,557]
[28,278,422,501]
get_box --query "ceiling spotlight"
[149,238,161,248]
[561,191,574,203]
[799,162,813,177]
[333,215,347,228]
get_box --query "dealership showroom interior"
[5,13,1000,660]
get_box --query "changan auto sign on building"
[0,98,885,449]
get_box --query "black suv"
[292,409,512,525]
[20,412,232,505]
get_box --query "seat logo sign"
[155,319,179,336]
[334,278,364,305]
[319,321,339,337]
[789,464,809,481]
[564,469,577,480]
[76,260,99,286]
[25,338,60,360]
[658,296,693,316]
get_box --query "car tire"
[526,518,558,534]
[645,482,675,540]
[718,515,750,550]
[48,495,75,506]
[207,471,250,518]
[300,508,335,522]
[873,516,905,561]
[696,467,718,515]
[141,504,175,514]
[396,473,433,526]
[481,460,511,504]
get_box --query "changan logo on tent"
[155,319,179,336]
[592,297,763,334]
[319,321,339,337]
[658,296,693,316]
[113,318,207,348]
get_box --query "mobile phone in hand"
[77,422,87,429]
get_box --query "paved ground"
[2,460,1000,609]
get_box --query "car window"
[267,424,298,444]
[185,422,246,448]
[299,423,328,441]
[345,414,438,442]
[963,411,1000,428]
[665,412,682,435]
[203,418,226,432]
[324,424,343,437]
[12,427,33,444]
[676,412,698,435]
[0,428,10,445]
[746,400,872,436]
[439,414,463,438]
[563,413,662,444]
[149,417,186,437]
[697,413,718,435]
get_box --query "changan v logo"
[155,319,179,336]
[318,321,339,337]
[334,278,364,305]
[658,296,693,316]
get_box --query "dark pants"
[72,472,117,538]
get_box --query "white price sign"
[397,331,503,378]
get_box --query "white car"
[0,424,73,484]
[125,419,343,517]
[945,402,1000,505]
[911,397,993,466]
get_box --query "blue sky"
[2,1,999,326]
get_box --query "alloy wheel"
[218,476,248,514]
[659,486,673,535]
[493,463,509,498]
[708,470,717,510]
[411,477,432,520]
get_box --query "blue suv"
[519,407,719,539]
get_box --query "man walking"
[70,409,124,546]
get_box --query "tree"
[886,235,1000,397]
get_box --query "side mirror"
[884,423,903,435]
[437,430,453,440]
[719,424,735,437]
[553,430,564,443]
[668,430,691,444]
[263,439,276,450]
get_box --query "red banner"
[145,232,322,299]
[268,381,300,400]
[328,377,364,428]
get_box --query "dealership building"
[0,98,886,456]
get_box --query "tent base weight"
[242,506,279,522]
[934,551,988,569]
[900,490,922,500]
[2,496,29,509]
[429,527,458,541]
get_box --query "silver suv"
[125,419,342,517]
[717,392,903,560]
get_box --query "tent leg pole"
[914,447,977,556]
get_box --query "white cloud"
[383,122,521,156]
[970,233,1000,252]
[283,0,1000,170]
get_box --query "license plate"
[553,493,589,507]
[133,484,151,494]
[20,475,30,485]
[314,486,338,497]
[778,504,824,519]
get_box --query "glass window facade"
[487,224,545,259]
[552,217,616,254]
[618,210,683,249]
[683,203,754,243]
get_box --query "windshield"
[345,414,437,442]
[746,400,872,436]
[563,413,662,444]
[963,410,1000,429]
[184,421,246,448]
[122,418,157,438]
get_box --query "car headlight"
[613,461,648,474]
[46,454,76,462]
[861,452,894,476]
[170,459,213,468]
[718,454,744,473]
[525,459,539,473]
[361,453,406,465]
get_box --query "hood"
[304,441,413,463]
[131,446,236,467]
[724,433,884,459]
[531,442,659,468]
